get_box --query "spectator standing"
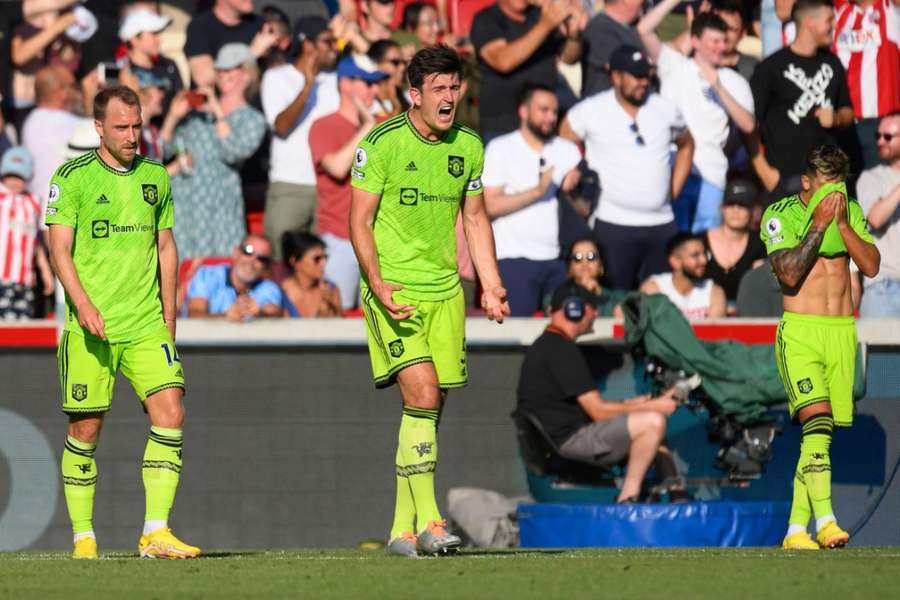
[833,0,900,170]
[281,231,343,318]
[118,9,184,119]
[187,233,283,320]
[308,55,384,309]
[0,147,53,319]
[857,113,900,316]
[21,65,83,210]
[582,0,645,96]
[639,1,756,233]
[711,0,761,82]
[482,84,581,316]
[471,0,587,143]
[261,16,339,259]
[259,4,294,71]
[134,70,168,162]
[368,39,410,118]
[751,0,854,196]
[641,232,728,319]
[161,43,267,259]
[565,236,627,317]
[517,279,683,503]
[561,45,694,290]
[184,0,280,88]
[359,0,397,50]
[700,178,767,306]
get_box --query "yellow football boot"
[72,536,98,559]
[782,531,820,550]
[816,521,850,549]
[138,528,201,559]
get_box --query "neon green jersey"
[761,191,873,257]
[45,152,174,342]
[351,112,484,301]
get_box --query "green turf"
[2,547,898,599]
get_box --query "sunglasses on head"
[241,244,273,266]
[876,132,895,142]
[571,251,599,263]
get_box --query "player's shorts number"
[160,343,181,367]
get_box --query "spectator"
[857,113,900,317]
[712,0,760,82]
[184,0,280,88]
[63,118,100,160]
[561,45,694,290]
[358,0,397,51]
[482,83,581,317]
[832,0,900,171]
[368,39,410,118]
[582,0,645,96]
[700,177,767,308]
[639,0,756,233]
[471,0,587,143]
[21,65,83,209]
[517,279,683,503]
[309,55,383,309]
[394,2,441,59]
[186,233,284,320]
[0,147,53,319]
[0,110,13,159]
[281,230,343,318]
[736,261,784,316]
[161,43,267,259]
[134,70,168,162]
[261,16,339,259]
[259,4,293,70]
[750,0,854,197]
[565,236,627,318]
[640,232,728,319]
[118,8,183,119]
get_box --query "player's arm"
[157,228,179,338]
[836,197,880,279]
[769,196,837,288]
[48,224,106,340]
[349,187,413,319]
[461,191,509,322]
[709,284,727,318]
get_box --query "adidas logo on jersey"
[96,194,109,204]
[405,161,417,172]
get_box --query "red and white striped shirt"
[833,0,900,119]
[0,183,42,287]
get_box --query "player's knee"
[404,388,441,410]
[68,418,102,444]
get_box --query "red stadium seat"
[449,0,495,37]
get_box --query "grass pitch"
[2,547,898,599]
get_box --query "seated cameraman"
[517,279,683,503]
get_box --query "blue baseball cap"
[0,147,34,181]
[337,54,387,82]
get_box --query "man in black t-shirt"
[750,0,854,197]
[470,0,587,144]
[581,0,644,97]
[517,279,681,503]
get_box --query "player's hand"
[833,192,849,227]
[76,300,106,340]
[373,280,414,320]
[815,106,835,129]
[481,286,510,323]
[811,192,840,229]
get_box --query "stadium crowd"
[0,0,898,321]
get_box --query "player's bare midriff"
[782,254,853,317]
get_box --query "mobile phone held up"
[97,62,121,85]
[184,90,208,109]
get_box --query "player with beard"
[350,45,510,557]
[640,232,727,319]
[561,45,694,290]
[481,83,582,316]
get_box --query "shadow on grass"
[453,549,567,557]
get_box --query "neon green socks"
[396,407,441,533]
[799,414,835,529]
[62,436,97,535]
[142,426,183,527]
[390,445,417,540]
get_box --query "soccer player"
[761,144,880,550]
[349,45,510,557]
[46,86,199,560]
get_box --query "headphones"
[562,296,586,322]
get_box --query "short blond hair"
[804,144,850,181]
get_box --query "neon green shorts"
[360,284,467,389]
[774,311,857,427]
[58,327,185,414]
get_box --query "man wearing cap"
[308,55,385,310]
[517,279,682,503]
[561,45,694,291]
[119,8,183,120]
[261,16,339,259]
[0,147,54,319]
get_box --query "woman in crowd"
[393,2,441,59]
[700,178,766,309]
[281,231,343,319]
[367,39,409,118]
[565,236,627,318]
[160,43,266,259]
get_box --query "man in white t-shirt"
[638,0,756,234]
[561,45,694,290]
[640,232,727,319]
[261,16,339,259]
[482,83,581,316]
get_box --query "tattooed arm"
[769,226,826,289]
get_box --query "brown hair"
[804,144,850,181]
[93,85,140,121]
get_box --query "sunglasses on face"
[241,244,273,266]
[571,251,599,263]
[876,132,895,142]
[371,0,395,4]
[629,122,645,146]
[308,253,328,264]
[385,59,407,67]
